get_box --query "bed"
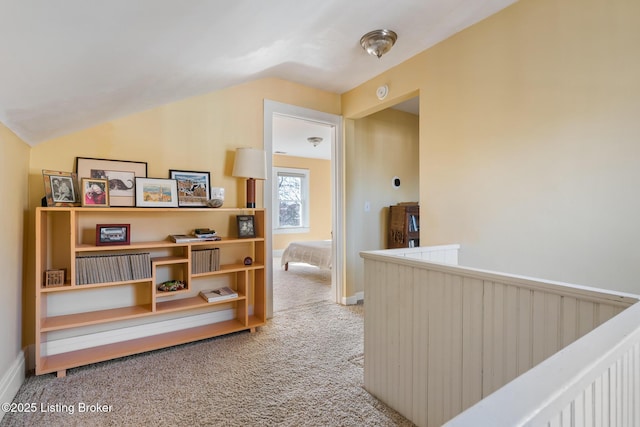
[281,240,332,271]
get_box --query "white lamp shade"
[232,147,267,179]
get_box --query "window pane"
[273,168,309,231]
[278,175,302,227]
[279,201,301,227]
[279,176,301,200]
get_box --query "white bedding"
[281,240,332,270]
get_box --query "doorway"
[344,96,419,297]
[263,100,344,318]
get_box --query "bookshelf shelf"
[152,255,188,265]
[40,278,152,293]
[41,304,154,332]
[39,319,248,377]
[155,293,246,313]
[191,263,264,277]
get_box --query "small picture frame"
[81,178,109,207]
[44,269,66,287]
[169,170,211,207]
[237,215,256,238]
[42,170,81,207]
[96,224,131,246]
[135,177,179,208]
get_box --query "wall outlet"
[364,201,371,212]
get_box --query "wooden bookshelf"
[35,207,266,377]
[387,203,420,249]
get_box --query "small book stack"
[194,228,216,238]
[199,286,238,303]
[170,234,221,243]
[75,253,151,285]
[192,248,221,274]
[170,228,221,243]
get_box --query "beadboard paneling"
[361,249,638,427]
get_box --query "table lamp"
[232,147,267,208]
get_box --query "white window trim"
[272,166,310,234]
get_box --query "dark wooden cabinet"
[388,203,420,249]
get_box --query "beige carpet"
[2,259,412,426]
[273,258,333,312]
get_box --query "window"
[273,167,310,233]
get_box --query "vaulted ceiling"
[0,0,517,146]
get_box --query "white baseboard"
[0,350,26,422]
[342,291,364,305]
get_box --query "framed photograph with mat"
[169,170,211,207]
[96,224,130,246]
[135,177,179,208]
[42,170,81,207]
[76,157,147,207]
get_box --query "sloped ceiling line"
[0,0,517,146]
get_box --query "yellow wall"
[28,78,340,210]
[345,108,419,296]
[24,78,340,347]
[343,0,640,293]
[0,123,30,387]
[272,154,332,251]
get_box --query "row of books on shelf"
[192,248,221,274]
[408,214,420,232]
[75,253,151,285]
[198,286,238,303]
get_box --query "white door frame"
[264,100,344,317]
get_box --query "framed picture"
[76,157,147,207]
[81,178,109,207]
[42,170,81,207]
[44,269,66,287]
[96,224,131,246]
[237,215,256,238]
[135,177,179,208]
[169,170,211,207]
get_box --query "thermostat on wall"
[392,176,401,189]
[376,85,389,100]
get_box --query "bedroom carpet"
[2,259,412,426]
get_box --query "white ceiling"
[273,115,334,160]
[0,0,517,147]
[272,99,420,161]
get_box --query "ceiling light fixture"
[307,137,323,147]
[360,29,397,58]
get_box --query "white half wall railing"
[360,247,639,427]
[379,244,460,264]
[444,300,640,426]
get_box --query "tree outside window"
[273,167,309,232]
[279,175,302,227]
